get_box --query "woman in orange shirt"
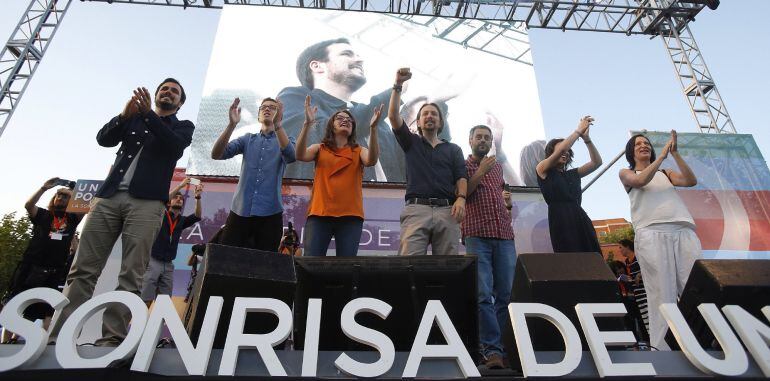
[295,95,383,256]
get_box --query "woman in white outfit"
[619,131,702,350]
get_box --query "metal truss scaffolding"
[658,19,736,134]
[79,0,708,36]
[0,0,72,138]
[0,0,737,136]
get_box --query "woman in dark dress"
[536,116,602,253]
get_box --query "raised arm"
[295,95,321,162]
[169,177,191,201]
[388,68,412,131]
[26,178,58,217]
[577,122,603,177]
[666,130,697,187]
[97,96,138,147]
[536,116,593,179]
[361,104,383,167]
[273,100,291,151]
[134,87,193,157]
[193,184,203,219]
[619,139,672,189]
[211,98,241,160]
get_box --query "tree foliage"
[599,226,634,245]
[0,212,32,295]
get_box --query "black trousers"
[220,211,283,252]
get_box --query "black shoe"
[107,355,135,369]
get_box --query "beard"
[156,99,178,112]
[332,71,366,93]
[170,204,183,212]
[472,146,490,157]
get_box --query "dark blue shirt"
[150,211,201,262]
[96,112,194,202]
[393,121,467,201]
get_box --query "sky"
[0,0,768,223]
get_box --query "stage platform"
[1,346,766,379]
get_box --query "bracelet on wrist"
[195,196,201,200]
[392,84,403,92]
[584,139,592,144]
[456,195,466,199]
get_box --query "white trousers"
[635,222,702,350]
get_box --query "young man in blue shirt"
[211,97,296,252]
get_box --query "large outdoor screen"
[188,6,546,185]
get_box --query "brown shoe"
[484,353,505,369]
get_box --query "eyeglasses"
[259,105,278,111]
[334,114,352,122]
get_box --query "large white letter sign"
[218,298,292,376]
[508,303,582,377]
[0,288,67,371]
[403,300,480,378]
[661,303,748,376]
[575,303,655,377]
[722,305,770,377]
[55,291,147,368]
[301,299,323,377]
[132,295,224,375]
[335,298,395,377]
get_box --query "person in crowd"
[295,95,382,256]
[50,78,195,346]
[1,179,83,343]
[462,125,517,369]
[388,68,467,256]
[619,238,649,343]
[535,116,602,253]
[619,131,700,350]
[278,38,402,182]
[278,222,302,256]
[140,178,203,307]
[211,97,296,252]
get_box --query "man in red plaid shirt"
[463,125,517,370]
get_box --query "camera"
[55,178,76,189]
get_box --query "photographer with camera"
[139,178,203,308]
[278,222,302,256]
[1,178,82,343]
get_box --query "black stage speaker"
[666,259,770,350]
[184,244,297,348]
[293,256,478,360]
[502,253,624,361]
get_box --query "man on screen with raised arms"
[278,37,405,182]
[388,68,467,256]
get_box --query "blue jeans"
[464,237,517,357]
[303,215,364,257]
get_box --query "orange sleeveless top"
[308,144,364,218]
